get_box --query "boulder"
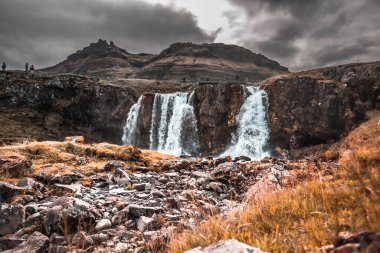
[0,238,25,252]
[2,232,49,253]
[0,203,25,236]
[0,155,32,177]
[210,162,242,182]
[185,239,266,253]
[245,172,281,202]
[72,231,94,252]
[136,216,155,232]
[0,181,25,202]
[128,204,164,218]
[95,219,112,232]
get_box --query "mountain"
[42,40,289,81]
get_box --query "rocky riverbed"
[0,139,336,252]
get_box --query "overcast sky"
[0,0,379,71]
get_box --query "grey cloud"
[227,0,380,70]
[0,0,215,69]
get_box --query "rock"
[0,155,32,177]
[95,219,112,232]
[207,182,225,193]
[43,197,97,236]
[104,161,125,171]
[17,177,43,191]
[2,232,49,253]
[111,208,129,225]
[0,203,25,236]
[0,181,25,202]
[214,156,232,166]
[24,212,43,227]
[72,231,94,251]
[136,216,155,232]
[91,233,108,245]
[64,136,84,144]
[0,238,25,252]
[245,172,281,202]
[128,204,164,218]
[210,162,242,182]
[233,156,251,162]
[333,243,360,253]
[185,239,266,253]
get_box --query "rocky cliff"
[0,71,137,144]
[2,62,379,156]
[261,62,380,151]
[42,40,289,81]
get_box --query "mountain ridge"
[42,39,289,81]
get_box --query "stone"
[245,172,281,202]
[210,162,242,181]
[104,161,125,171]
[0,155,32,177]
[17,177,43,190]
[0,238,25,252]
[72,231,94,251]
[214,156,232,166]
[95,218,112,232]
[0,203,25,236]
[2,232,49,253]
[64,136,84,144]
[91,233,108,245]
[185,239,266,253]
[128,204,164,218]
[207,182,225,193]
[136,216,155,232]
[0,181,25,202]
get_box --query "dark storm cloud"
[0,0,216,69]
[227,0,380,70]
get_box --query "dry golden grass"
[0,140,176,183]
[168,111,380,253]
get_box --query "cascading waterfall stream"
[123,92,199,156]
[221,86,270,160]
[122,96,143,145]
[123,86,269,159]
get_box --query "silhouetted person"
[1,62,5,71]
[30,64,35,77]
[236,75,239,82]
[25,62,29,79]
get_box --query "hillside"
[42,40,289,81]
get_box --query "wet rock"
[0,203,25,236]
[185,239,266,253]
[2,232,49,253]
[95,219,112,232]
[233,156,251,162]
[0,181,25,202]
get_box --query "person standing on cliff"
[25,62,29,79]
[30,64,35,77]
[1,62,6,71]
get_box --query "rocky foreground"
[0,138,337,253]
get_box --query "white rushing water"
[124,92,199,156]
[221,86,270,160]
[122,96,143,145]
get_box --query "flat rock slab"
[0,203,25,236]
[185,239,266,253]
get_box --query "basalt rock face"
[191,84,247,155]
[0,71,137,144]
[261,62,380,150]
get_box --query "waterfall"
[124,92,199,156]
[122,96,143,145]
[221,86,270,160]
